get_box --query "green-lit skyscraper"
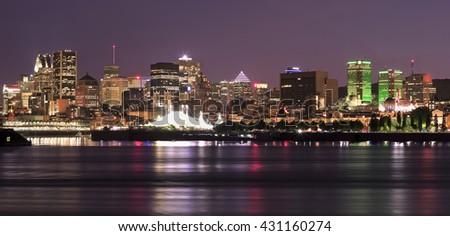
[347,60,372,104]
[378,69,403,105]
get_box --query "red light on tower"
[136,76,140,80]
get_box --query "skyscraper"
[52,50,77,101]
[231,71,252,100]
[18,74,33,113]
[175,55,211,104]
[33,54,53,93]
[280,68,328,108]
[219,80,231,105]
[176,55,201,85]
[347,60,372,104]
[76,74,100,109]
[405,74,436,105]
[150,62,180,110]
[101,76,129,106]
[2,84,20,115]
[378,69,403,104]
[104,66,120,79]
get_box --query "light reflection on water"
[3,137,450,215]
[27,137,450,148]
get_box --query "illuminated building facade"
[405,74,436,105]
[219,80,231,104]
[378,69,404,104]
[76,74,100,108]
[52,50,77,101]
[254,83,268,94]
[176,55,200,85]
[104,65,119,79]
[231,71,252,99]
[347,60,372,104]
[150,62,180,109]
[175,55,211,106]
[101,76,129,106]
[176,55,198,101]
[2,84,20,115]
[18,74,33,112]
[33,54,53,93]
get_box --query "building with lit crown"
[33,54,53,94]
[231,71,252,99]
[2,84,20,115]
[378,69,404,105]
[347,60,372,104]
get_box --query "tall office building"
[280,68,328,108]
[405,74,436,105]
[347,60,372,104]
[231,71,252,100]
[18,74,33,112]
[30,54,54,115]
[33,54,53,93]
[253,83,269,99]
[76,74,100,108]
[219,80,231,104]
[378,69,403,104]
[175,55,212,103]
[104,66,120,79]
[101,76,129,106]
[176,55,201,85]
[150,62,180,109]
[2,84,20,115]
[52,50,77,101]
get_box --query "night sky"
[2,0,450,88]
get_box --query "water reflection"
[25,137,450,148]
[3,138,450,215]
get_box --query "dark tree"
[434,114,439,132]
[410,107,432,131]
[332,120,341,131]
[426,113,431,130]
[349,120,364,131]
[369,114,380,132]
[276,120,287,130]
[387,115,392,131]
[402,113,407,129]
[418,116,423,131]
[396,112,402,127]
[254,120,267,130]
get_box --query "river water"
[1,138,450,215]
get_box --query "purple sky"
[2,0,450,88]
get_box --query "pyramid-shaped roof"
[234,71,250,83]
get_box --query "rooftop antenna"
[113,45,116,65]
[411,59,415,75]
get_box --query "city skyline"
[2,1,450,87]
